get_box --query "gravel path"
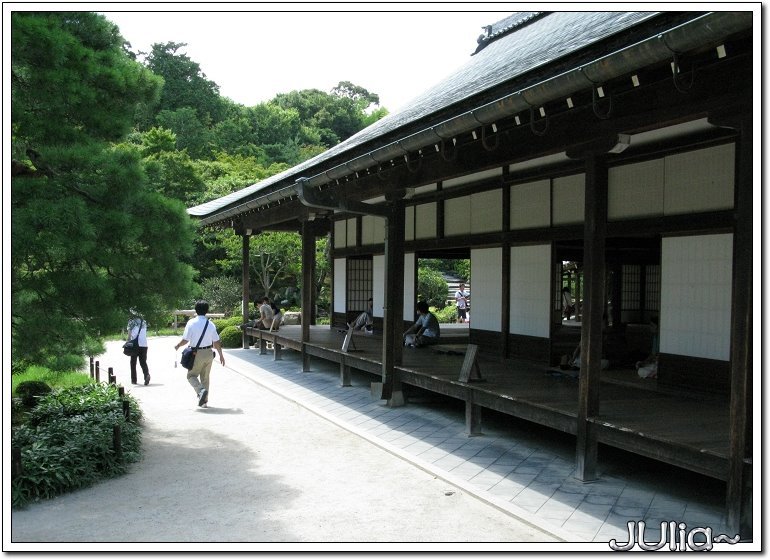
[8,337,557,551]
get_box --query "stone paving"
[223,345,737,546]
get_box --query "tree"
[142,41,226,125]
[11,12,196,369]
[218,231,302,301]
[272,82,377,147]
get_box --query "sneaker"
[197,388,208,407]
[201,403,208,409]
[144,374,151,386]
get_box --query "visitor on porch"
[350,297,373,333]
[255,296,274,329]
[403,301,441,348]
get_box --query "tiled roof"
[189,11,733,221]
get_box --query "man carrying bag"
[174,300,226,408]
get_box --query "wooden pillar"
[575,152,608,482]
[301,221,316,372]
[241,232,251,349]
[723,116,752,537]
[381,199,405,406]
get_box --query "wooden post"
[340,358,352,387]
[118,386,125,398]
[713,114,753,537]
[242,232,251,349]
[95,361,100,383]
[112,425,122,459]
[89,357,94,379]
[122,400,130,421]
[382,200,405,406]
[108,367,115,385]
[301,221,316,372]
[575,152,608,482]
[465,390,483,436]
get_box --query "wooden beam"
[575,153,608,482]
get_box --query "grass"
[12,366,94,395]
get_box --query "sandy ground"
[7,336,557,552]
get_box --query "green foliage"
[218,231,302,300]
[417,267,449,309]
[218,325,243,348]
[11,12,162,152]
[14,381,52,408]
[143,41,226,127]
[12,366,94,394]
[11,384,142,508]
[212,315,244,333]
[198,275,242,316]
[11,12,196,370]
[420,258,470,283]
[432,305,458,324]
[453,260,471,282]
[273,82,379,147]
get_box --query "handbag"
[180,320,210,370]
[123,320,144,356]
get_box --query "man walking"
[174,300,226,407]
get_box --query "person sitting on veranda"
[269,299,282,331]
[403,301,441,348]
[349,297,373,333]
[256,296,274,329]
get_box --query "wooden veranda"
[244,324,739,483]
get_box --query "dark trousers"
[130,346,149,380]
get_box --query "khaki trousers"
[186,348,215,397]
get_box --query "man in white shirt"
[174,301,226,407]
[455,283,469,324]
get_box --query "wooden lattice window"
[346,257,372,313]
[622,265,640,311]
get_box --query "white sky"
[99,4,516,112]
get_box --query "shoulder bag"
[123,320,144,356]
[180,320,210,370]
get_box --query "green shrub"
[213,315,243,333]
[11,384,142,509]
[219,325,243,348]
[417,267,449,309]
[14,381,52,408]
[432,305,458,324]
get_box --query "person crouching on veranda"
[174,300,225,408]
[403,301,441,348]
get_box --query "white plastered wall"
[333,257,346,313]
[373,255,384,318]
[552,174,585,225]
[470,248,502,332]
[403,253,416,323]
[362,215,386,246]
[511,179,550,229]
[509,244,551,337]
[660,234,733,360]
[333,220,347,249]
